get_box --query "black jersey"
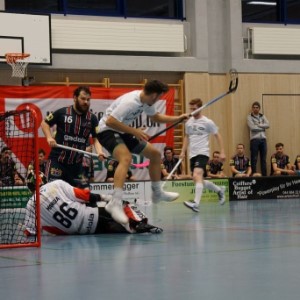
[0,158,16,186]
[270,153,290,175]
[45,106,98,164]
[206,160,223,175]
[230,155,251,173]
[162,157,182,175]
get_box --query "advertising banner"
[229,176,300,200]
[91,178,230,205]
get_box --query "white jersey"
[25,180,99,235]
[98,90,157,133]
[185,115,218,158]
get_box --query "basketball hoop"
[5,53,30,78]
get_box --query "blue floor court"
[1,199,300,300]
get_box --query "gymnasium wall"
[184,72,300,176]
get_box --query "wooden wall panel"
[184,72,300,176]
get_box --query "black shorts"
[190,155,209,172]
[98,130,147,155]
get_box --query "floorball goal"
[0,109,41,248]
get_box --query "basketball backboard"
[0,12,52,65]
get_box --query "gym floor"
[1,199,300,300]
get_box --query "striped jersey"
[45,106,99,164]
[270,153,290,175]
[206,160,224,175]
[230,155,251,173]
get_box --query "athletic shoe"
[183,200,199,212]
[152,190,179,203]
[218,186,226,205]
[105,198,129,224]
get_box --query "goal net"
[0,109,41,248]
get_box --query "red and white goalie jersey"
[25,180,100,235]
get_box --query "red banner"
[0,86,175,181]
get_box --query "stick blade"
[228,68,239,93]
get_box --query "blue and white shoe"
[183,200,199,212]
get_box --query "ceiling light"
[248,1,277,5]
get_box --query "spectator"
[270,143,295,176]
[294,155,300,175]
[28,148,48,174]
[230,143,261,177]
[161,146,191,180]
[247,101,269,176]
[0,147,16,186]
[206,151,227,178]
[14,172,25,186]
[161,146,182,179]
[105,160,136,182]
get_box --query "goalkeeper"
[24,172,162,236]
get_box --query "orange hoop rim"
[5,53,30,63]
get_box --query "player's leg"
[105,143,131,224]
[97,130,130,224]
[184,167,203,212]
[184,155,207,211]
[44,159,63,182]
[141,143,179,203]
[65,164,89,189]
[203,180,226,205]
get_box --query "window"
[5,0,185,20]
[5,0,63,13]
[242,0,300,24]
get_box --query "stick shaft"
[57,144,99,157]
[149,70,238,141]
[161,158,183,189]
[149,91,229,141]
[56,144,149,168]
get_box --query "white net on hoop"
[6,54,30,78]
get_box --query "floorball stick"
[56,144,150,168]
[161,158,183,189]
[149,69,238,141]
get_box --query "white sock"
[151,181,162,194]
[203,180,220,192]
[113,188,123,202]
[194,182,203,206]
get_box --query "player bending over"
[97,80,189,224]
[24,171,162,236]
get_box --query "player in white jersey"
[97,80,189,224]
[180,98,226,212]
[24,172,162,235]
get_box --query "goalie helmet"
[26,170,48,193]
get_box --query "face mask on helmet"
[26,170,48,193]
